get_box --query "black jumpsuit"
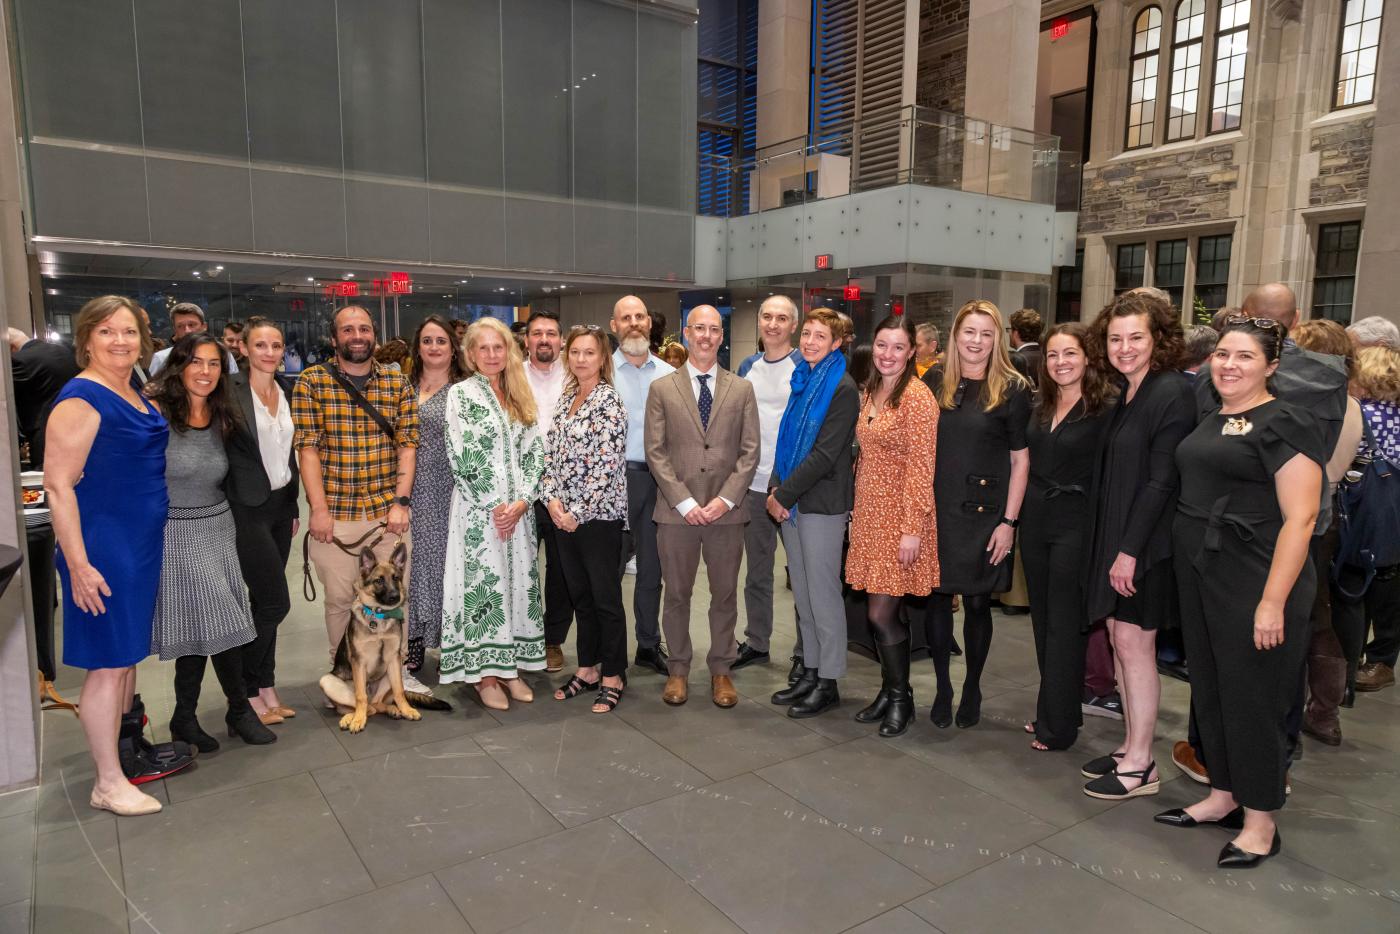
[1022,400,1114,750]
[1174,399,1324,811]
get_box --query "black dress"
[922,370,1032,595]
[1022,399,1114,749]
[1174,399,1324,810]
[1084,369,1195,628]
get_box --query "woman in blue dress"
[45,296,190,816]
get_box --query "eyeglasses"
[570,324,603,333]
[1223,315,1284,334]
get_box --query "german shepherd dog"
[319,541,451,733]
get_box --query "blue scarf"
[773,350,846,493]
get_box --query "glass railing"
[704,105,1077,217]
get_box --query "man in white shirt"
[733,295,801,672]
[644,306,759,707]
[522,309,572,673]
[611,295,675,674]
[151,302,238,374]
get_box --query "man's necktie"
[696,373,712,431]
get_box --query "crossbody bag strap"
[327,364,397,443]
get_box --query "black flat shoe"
[633,645,669,675]
[930,689,953,729]
[955,689,981,729]
[732,643,770,670]
[1217,831,1281,868]
[1154,806,1244,830]
[1080,752,1124,779]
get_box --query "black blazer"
[11,339,80,466]
[225,371,299,514]
[770,375,858,516]
[1012,343,1043,391]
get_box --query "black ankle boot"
[121,703,196,784]
[877,641,914,737]
[788,678,840,718]
[773,667,818,705]
[930,686,954,728]
[855,644,891,724]
[955,685,982,729]
[170,712,220,753]
[225,702,277,745]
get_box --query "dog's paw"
[340,712,368,733]
[398,705,422,721]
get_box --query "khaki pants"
[308,517,412,660]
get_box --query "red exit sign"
[323,281,360,298]
[815,254,834,270]
[372,271,413,295]
[843,285,862,301]
[1050,17,1070,40]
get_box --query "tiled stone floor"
[6,547,1400,934]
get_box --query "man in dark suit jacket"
[1008,308,1043,391]
[8,328,80,467]
[645,305,760,708]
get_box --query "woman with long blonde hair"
[439,316,545,710]
[919,300,1032,729]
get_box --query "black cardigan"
[769,375,858,516]
[224,371,300,514]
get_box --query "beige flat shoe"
[475,681,509,711]
[257,709,284,725]
[504,677,534,703]
[90,787,162,816]
[273,706,296,719]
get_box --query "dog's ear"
[358,547,378,578]
[390,539,408,573]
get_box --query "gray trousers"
[658,522,745,676]
[741,489,779,651]
[622,467,663,649]
[781,511,847,679]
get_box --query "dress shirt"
[673,360,734,519]
[253,387,295,490]
[612,348,675,463]
[525,357,566,436]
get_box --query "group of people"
[36,284,1400,874]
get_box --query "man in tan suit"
[645,305,760,707]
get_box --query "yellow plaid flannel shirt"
[292,361,419,520]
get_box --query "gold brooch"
[1221,417,1253,437]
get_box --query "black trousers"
[621,467,663,649]
[559,519,628,677]
[1333,563,1400,677]
[1177,552,1311,811]
[1021,508,1088,750]
[536,501,575,646]
[231,485,296,697]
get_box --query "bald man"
[645,306,760,706]
[611,295,675,674]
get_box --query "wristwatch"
[395,495,412,507]
[999,516,1019,529]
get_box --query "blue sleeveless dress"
[55,378,169,669]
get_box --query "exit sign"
[843,285,862,301]
[815,254,834,270]
[1050,17,1070,40]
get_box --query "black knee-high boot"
[878,640,914,737]
[212,648,276,745]
[923,595,955,727]
[956,597,995,729]
[170,655,220,753]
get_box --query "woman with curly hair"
[440,317,545,710]
[1079,291,1194,799]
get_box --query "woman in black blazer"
[225,318,300,724]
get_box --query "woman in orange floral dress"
[845,314,940,736]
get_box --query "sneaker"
[624,557,638,576]
[1081,693,1123,720]
[1356,662,1396,692]
[1172,740,1209,784]
[402,669,433,697]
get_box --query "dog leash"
[301,520,395,602]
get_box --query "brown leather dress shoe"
[1356,662,1396,692]
[662,675,688,706]
[712,675,738,708]
[545,644,565,673]
[1172,740,1209,784]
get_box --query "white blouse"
[253,386,294,491]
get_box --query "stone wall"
[920,0,969,43]
[1310,117,1373,206]
[1077,143,1239,234]
[917,45,967,113]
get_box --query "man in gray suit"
[645,305,760,708]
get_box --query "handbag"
[1332,419,1400,599]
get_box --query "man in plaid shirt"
[293,305,420,679]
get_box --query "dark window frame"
[1165,0,1206,141]
[1195,232,1233,312]
[1312,220,1363,323]
[1115,242,1148,292]
[1333,0,1384,110]
[1207,0,1250,134]
[1125,6,1164,150]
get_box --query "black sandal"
[1083,761,1160,800]
[555,674,599,700]
[592,684,624,713]
[1080,751,1124,779]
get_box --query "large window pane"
[243,0,344,170]
[1195,233,1232,312]
[1116,242,1147,292]
[135,0,248,159]
[1126,7,1162,149]
[575,1,638,205]
[503,0,572,197]
[640,13,696,211]
[337,0,426,180]
[1166,0,1205,141]
[1313,221,1362,322]
[423,0,504,189]
[1154,239,1187,309]
[1209,0,1250,133]
[1335,0,1384,108]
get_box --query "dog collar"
[360,605,404,621]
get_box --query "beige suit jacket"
[644,365,760,526]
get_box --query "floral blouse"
[541,381,629,525]
[1359,399,1400,462]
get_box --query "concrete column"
[0,0,42,792]
[964,0,1041,130]
[756,0,811,150]
[1353,9,1400,329]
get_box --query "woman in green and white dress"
[440,317,546,710]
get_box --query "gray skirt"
[150,501,256,660]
